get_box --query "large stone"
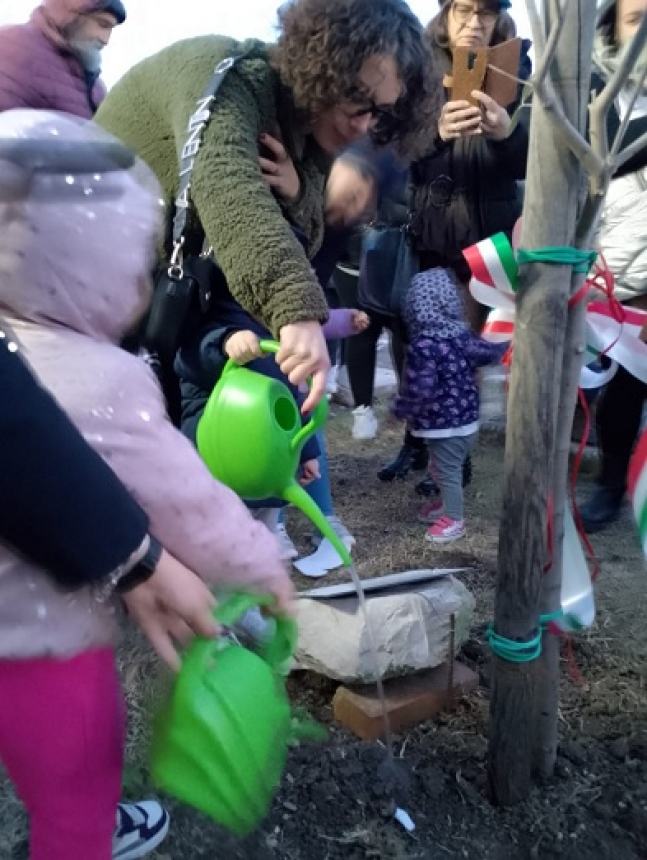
[295,573,475,683]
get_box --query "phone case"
[448,38,522,108]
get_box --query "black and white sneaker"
[113,800,170,860]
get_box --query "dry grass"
[0,396,644,859]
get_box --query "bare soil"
[1,398,645,860]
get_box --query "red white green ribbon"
[628,431,647,558]
[463,233,647,388]
[463,232,517,343]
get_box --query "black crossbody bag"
[357,221,419,318]
[143,54,245,366]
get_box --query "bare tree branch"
[533,1,567,89]
[614,128,647,171]
[533,79,605,176]
[525,0,604,178]
[576,190,606,245]
[524,0,546,55]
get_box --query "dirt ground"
[1,395,645,860]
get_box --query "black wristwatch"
[115,535,163,594]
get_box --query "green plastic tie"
[516,246,597,275]
[486,611,563,663]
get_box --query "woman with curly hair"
[96,0,432,417]
[96,0,432,558]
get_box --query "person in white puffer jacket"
[599,167,647,306]
[581,0,647,533]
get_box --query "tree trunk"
[489,0,597,804]
[531,0,599,780]
[532,296,587,778]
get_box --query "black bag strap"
[167,52,247,279]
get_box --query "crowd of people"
[0,0,644,856]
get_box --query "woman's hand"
[299,459,321,486]
[351,309,370,333]
[277,321,330,414]
[325,160,376,226]
[438,99,482,141]
[258,133,300,203]
[224,330,262,365]
[471,91,511,141]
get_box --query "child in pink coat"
[0,110,290,859]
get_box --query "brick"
[332,661,478,741]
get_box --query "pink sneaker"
[425,516,466,544]
[418,498,444,524]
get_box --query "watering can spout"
[282,481,353,567]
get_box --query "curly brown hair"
[271,0,438,151]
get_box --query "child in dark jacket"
[394,268,506,544]
[175,280,368,566]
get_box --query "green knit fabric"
[96,36,330,335]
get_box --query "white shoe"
[311,514,356,549]
[113,801,169,860]
[275,521,298,561]
[252,507,298,560]
[352,405,378,440]
[294,537,353,578]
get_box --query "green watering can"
[152,349,350,834]
[150,592,298,836]
[196,339,352,565]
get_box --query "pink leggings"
[0,649,124,860]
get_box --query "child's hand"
[351,310,370,333]
[258,133,301,203]
[299,458,320,485]
[224,330,262,365]
[122,549,219,672]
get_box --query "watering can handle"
[257,339,328,452]
[213,591,296,671]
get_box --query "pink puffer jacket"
[0,111,289,659]
[0,0,110,117]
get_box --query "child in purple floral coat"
[394,268,506,543]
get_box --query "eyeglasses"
[340,102,395,123]
[451,3,498,26]
[340,88,398,123]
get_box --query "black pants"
[333,265,406,407]
[596,364,647,489]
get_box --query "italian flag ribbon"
[628,431,647,558]
[463,233,647,388]
[463,232,517,344]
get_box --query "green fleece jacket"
[96,36,330,334]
